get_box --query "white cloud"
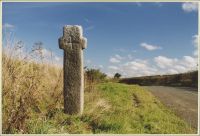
[133,2,162,7]
[154,56,177,69]
[123,61,147,70]
[108,66,119,70]
[115,54,123,60]
[154,55,197,73]
[3,23,15,29]
[107,35,198,77]
[106,54,197,78]
[109,54,124,63]
[109,57,120,63]
[182,2,198,12]
[193,50,198,57]
[193,35,198,47]
[120,60,158,77]
[167,69,178,74]
[140,42,162,51]
[193,35,198,56]
[107,58,158,77]
[174,65,187,72]
[182,56,197,68]
[127,54,133,60]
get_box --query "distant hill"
[119,71,198,88]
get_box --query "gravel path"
[143,86,198,129]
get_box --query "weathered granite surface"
[59,25,87,114]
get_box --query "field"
[2,52,196,134]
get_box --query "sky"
[2,2,198,77]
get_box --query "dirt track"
[143,86,198,129]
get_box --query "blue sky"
[2,2,198,77]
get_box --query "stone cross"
[59,25,87,115]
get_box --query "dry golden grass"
[2,42,64,133]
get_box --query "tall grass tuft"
[2,35,63,133]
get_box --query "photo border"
[0,0,199,135]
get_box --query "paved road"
[143,86,198,129]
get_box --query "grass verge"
[4,82,195,134]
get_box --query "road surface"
[143,86,198,129]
